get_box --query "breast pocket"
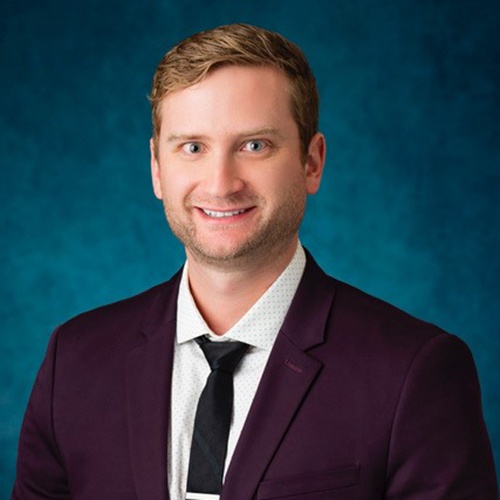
[257,464,359,500]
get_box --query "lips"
[201,208,247,218]
[195,206,255,220]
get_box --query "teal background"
[1,0,499,494]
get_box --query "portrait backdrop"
[1,0,499,494]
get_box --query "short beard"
[162,185,306,271]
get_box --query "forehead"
[159,65,296,137]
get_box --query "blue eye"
[244,140,266,152]
[182,142,203,154]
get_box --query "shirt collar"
[176,242,306,351]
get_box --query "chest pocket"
[257,464,359,500]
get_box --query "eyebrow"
[166,127,283,143]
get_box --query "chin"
[193,241,250,262]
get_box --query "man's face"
[151,65,324,267]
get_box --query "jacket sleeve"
[385,333,498,499]
[11,326,72,499]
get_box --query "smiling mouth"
[200,208,253,218]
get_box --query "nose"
[202,152,245,198]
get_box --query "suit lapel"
[126,271,182,500]
[221,333,323,500]
[124,252,335,500]
[221,251,337,500]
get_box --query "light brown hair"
[150,23,319,163]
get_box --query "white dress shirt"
[167,242,306,499]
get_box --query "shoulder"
[301,249,446,346]
[291,250,462,361]
[314,268,465,367]
[331,275,440,332]
[53,269,182,351]
[313,271,480,415]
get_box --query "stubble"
[162,182,306,271]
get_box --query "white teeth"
[202,209,246,218]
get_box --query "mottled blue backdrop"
[1,0,499,494]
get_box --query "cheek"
[160,167,197,201]
[271,162,308,191]
[247,161,305,197]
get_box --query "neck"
[186,236,299,335]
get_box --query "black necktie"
[186,335,249,500]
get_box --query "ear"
[150,138,163,200]
[305,132,326,195]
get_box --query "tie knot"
[195,336,249,374]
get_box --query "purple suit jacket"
[12,251,498,499]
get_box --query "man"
[12,23,498,500]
